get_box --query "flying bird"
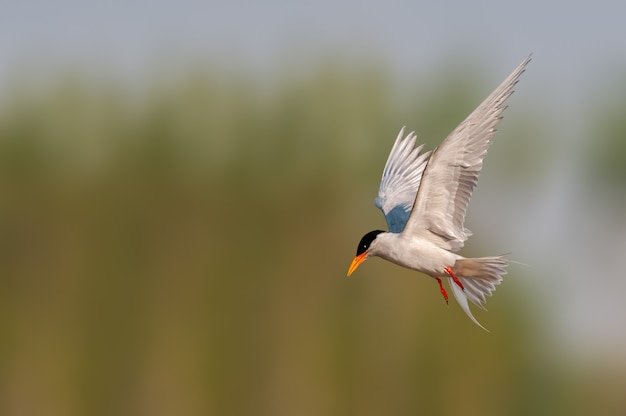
[347,56,530,330]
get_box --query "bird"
[347,56,530,331]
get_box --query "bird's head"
[347,230,385,276]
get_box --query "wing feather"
[375,127,431,233]
[403,56,531,250]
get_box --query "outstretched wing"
[375,127,431,233]
[403,56,531,250]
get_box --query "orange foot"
[436,277,448,304]
[445,266,464,290]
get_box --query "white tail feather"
[449,278,489,331]
[449,256,509,331]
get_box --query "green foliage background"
[0,58,623,415]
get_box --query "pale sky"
[2,0,625,87]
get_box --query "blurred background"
[1,1,626,415]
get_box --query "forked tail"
[449,256,509,331]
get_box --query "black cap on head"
[356,230,385,256]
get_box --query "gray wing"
[375,127,431,233]
[402,56,531,250]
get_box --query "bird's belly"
[378,237,458,277]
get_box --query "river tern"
[347,56,530,330]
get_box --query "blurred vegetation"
[586,78,626,188]
[0,59,623,416]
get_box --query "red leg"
[445,266,464,290]
[436,277,448,304]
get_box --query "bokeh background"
[1,1,626,415]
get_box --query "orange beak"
[347,252,368,276]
